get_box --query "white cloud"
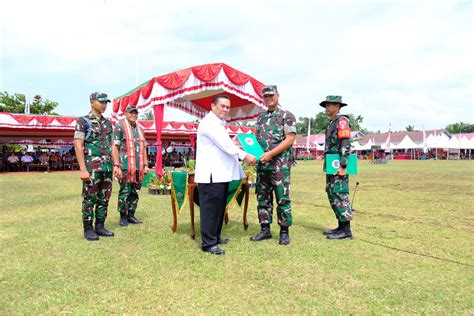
[1,0,472,131]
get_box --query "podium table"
[170,172,250,239]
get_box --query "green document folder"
[237,133,264,160]
[325,154,358,174]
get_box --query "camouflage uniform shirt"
[74,113,113,173]
[113,121,145,171]
[256,105,297,171]
[324,114,351,171]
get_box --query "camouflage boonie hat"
[319,95,347,108]
[90,92,111,103]
[125,105,138,113]
[262,85,278,96]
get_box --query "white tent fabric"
[467,137,474,149]
[391,135,419,149]
[351,141,363,151]
[358,139,374,150]
[447,136,462,149]
[425,134,438,148]
[434,134,451,149]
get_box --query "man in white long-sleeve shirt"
[195,95,256,255]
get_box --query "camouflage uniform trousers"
[256,167,292,226]
[82,171,113,222]
[326,174,352,222]
[117,175,142,216]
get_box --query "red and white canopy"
[0,112,255,146]
[112,63,267,123]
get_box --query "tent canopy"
[0,112,254,146]
[112,62,267,123]
[112,63,268,177]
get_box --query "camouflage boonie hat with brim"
[90,92,111,103]
[261,85,278,96]
[319,95,347,108]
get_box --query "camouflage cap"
[125,105,138,113]
[261,85,278,96]
[90,92,111,103]
[319,95,347,108]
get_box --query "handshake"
[244,154,257,166]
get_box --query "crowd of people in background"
[0,146,195,172]
[1,147,78,172]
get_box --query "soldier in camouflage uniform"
[112,105,149,227]
[251,85,297,245]
[320,95,353,240]
[74,92,115,241]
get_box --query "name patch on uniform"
[337,118,351,139]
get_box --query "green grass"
[1,160,473,314]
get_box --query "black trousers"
[198,180,229,250]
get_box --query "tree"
[296,117,318,134]
[446,122,474,134]
[405,125,417,132]
[307,112,367,134]
[0,91,59,115]
[140,110,154,120]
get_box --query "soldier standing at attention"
[320,95,353,240]
[112,105,149,227]
[74,92,115,241]
[251,85,297,245]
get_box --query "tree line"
[1,91,473,134]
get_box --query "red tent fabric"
[112,63,267,176]
[112,62,266,123]
[0,113,254,145]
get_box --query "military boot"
[279,226,290,245]
[323,220,342,236]
[327,221,352,240]
[250,224,272,242]
[83,221,99,241]
[119,213,128,227]
[95,220,115,237]
[127,213,142,224]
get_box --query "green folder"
[237,133,264,160]
[325,154,358,174]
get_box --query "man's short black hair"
[212,94,230,105]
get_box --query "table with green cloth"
[170,171,250,239]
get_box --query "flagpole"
[306,118,311,154]
[135,55,138,87]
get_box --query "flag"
[306,118,311,152]
[385,122,391,152]
[24,93,30,114]
[422,125,427,153]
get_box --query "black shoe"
[326,230,352,240]
[323,228,340,235]
[119,213,129,227]
[218,238,229,245]
[327,222,352,240]
[323,221,342,235]
[250,224,272,242]
[279,228,290,245]
[203,246,225,255]
[83,221,99,241]
[95,220,115,237]
[127,215,142,224]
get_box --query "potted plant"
[242,163,256,188]
[147,171,172,195]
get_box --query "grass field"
[1,160,473,314]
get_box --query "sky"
[0,0,472,132]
